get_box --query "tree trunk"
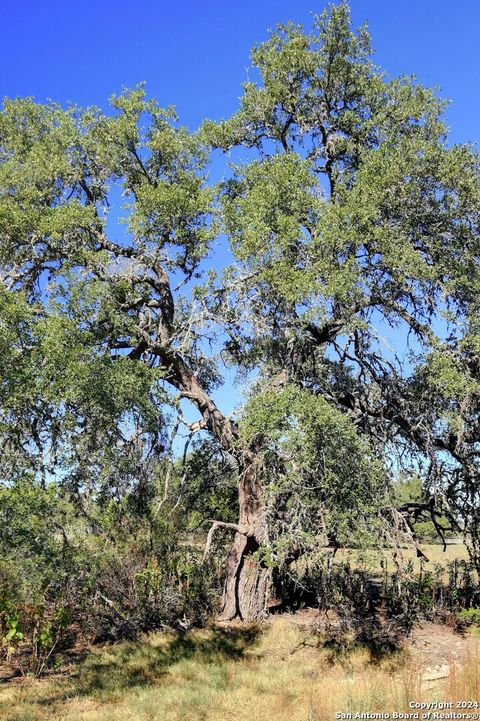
[168,355,272,621]
[218,462,271,621]
[219,532,271,620]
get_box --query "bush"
[87,544,221,641]
[276,556,480,647]
[0,598,71,677]
[0,478,222,675]
[456,607,480,626]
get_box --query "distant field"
[319,542,471,574]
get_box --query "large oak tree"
[1,3,479,619]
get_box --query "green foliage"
[241,385,386,556]
[222,153,320,303]
[0,478,79,675]
[456,607,480,626]
[0,0,480,632]
[0,471,226,675]
[0,599,71,677]
[204,1,480,569]
[393,477,454,542]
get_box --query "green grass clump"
[456,607,480,626]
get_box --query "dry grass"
[329,542,471,575]
[0,616,478,721]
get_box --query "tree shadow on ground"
[35,625,262,706]
[321,611,412,665]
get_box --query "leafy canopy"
[0,2,480,563]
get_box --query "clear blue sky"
[1,0,479,145]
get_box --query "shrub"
[456,607,480,626]
[0,478,222,675]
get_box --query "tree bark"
[167,353,272,621]
[218,461,271,621]
[219,532,271,620]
